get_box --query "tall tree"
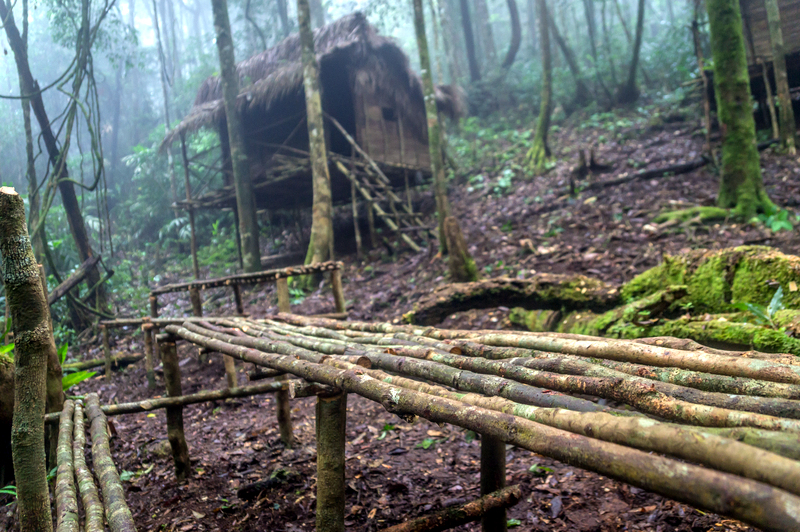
[527,0,552,174]
[547,7,591,106]
[475,0,497,68]
[298,0,334,268]
[501,0,522,69]
[210,0,262,272]
[276,0,291,37]
[764,0,796,153]
[309,0,325,28]
[460,0,482,81]
[413,0,478,282]
[1,188,54,532]
[617,0,645,102]
[707,0,775,217]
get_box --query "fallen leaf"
[790,281,798,292]
[427,430,442,437]
[192,510,205,519]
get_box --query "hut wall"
[353,71,431,170]
[740,0,800,63]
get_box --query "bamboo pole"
[102,325,112,382]
[331,269,346,314]
[72,401,103,532]
[180,133,201,280]
[381,486,522,532]
[85,394,137,532]
[163,323,800,531]
[316,391,347,532]
[64,353,144,373]
[1,186,53,532]
[45,379,299,422]
[276,277,291,313]
[55,400,79,532]
[275,276,294,446]
[143,324,156,389]
[351,178,363,259]
[159,339,191,481]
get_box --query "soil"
[3,107,796,531]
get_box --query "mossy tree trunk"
[298,0,334,275]
[616,0,644,103]
[707,0,776,218]
[459,0,482,81]
[414,0,477,281]
[527,0,552,174]
[0,187,53,532]
[764,0,796,154]
[210,0,261,273]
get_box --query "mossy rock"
[621,246,800,314]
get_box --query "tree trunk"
[707,0,775,217]
[297,0,334,270]
[415,0,477,281]
[526,0,537,57]
[764,0,796,153]
[501,0,522,69]
[460,0,482,81]
[0,187,54,532]
[276,0,290,37]
[475,0,497,69]
[528,0,552,174]
[617,0,644,103]
[210,0,262,272]
[546,6,591,106]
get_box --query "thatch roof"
[163,12,464,147]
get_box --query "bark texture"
[707,0,774,217]
[0,187,53,532]
[764,0,796,153]
[528,0,552,174]
[210,0,261,272]
[316,392,346,532]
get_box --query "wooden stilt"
[276,277,291,313]
[232,284,244,315]
[331,270,346,314]
[367,200,377,249]
[159,339,191,481]
[189,286,203,317]
[142,324,156,389]
[316,392,347,532]
[351,179,362,259]
[274,276,294,446]
[149,295,159,319]
[180,133,201,280]
[102,325,112,383]
[223,355,238,390]
[481,435,507,532]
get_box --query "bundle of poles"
[134,313,800,532]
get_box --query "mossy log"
[72,401,103,532]
[381,485,522,532]
[63,353,144,373]
[55,400,78,532]
[405,274,621,325]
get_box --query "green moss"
[620,254,688,302]
[652,206,730,224]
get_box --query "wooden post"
[481,435,507,532]
[276,277,291,313]
[331,269,346,314]
[189,286,203,317]
[366,199,377,249]
[232,283,244,315]
[101,325,112,383]
[316,392,347,532]
[275,276,293,446]
[159,338,191,481]
[142,324,156,389]
[351,179,362,259]
[149,295,159,319]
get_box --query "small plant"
[507,519,522,527]
[754,209,794,232]
[377,423,396,440]
[415,437,441,450]
[733,286,785,329]
[528,463,553,477]
[0,484,16,505]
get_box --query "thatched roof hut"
[740,0,800,64]
[165,12,463,212]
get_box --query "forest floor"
[4,102,799,531]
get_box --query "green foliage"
[377,424,396,440]
[753,209,795,232]
[507,519,522,527]
[62,371,97,391]
[528,463,553,477]
[0,485,16,503]
[733,286,785,329]
[415,437,442,450]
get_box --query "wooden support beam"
[189,286,203,317]
[481,436,507,532]
[276,277,291,313]
[316,392,347,532]
[232,284,244,315]
[142,324,156,389]
[274,276,293,446]
[331,270,346,314]
[101,325,112,383]
[159,339,191,481]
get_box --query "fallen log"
[405,275,622,325]
[63,353,144,373]
[47,255,101,306]
[55,400,78,532]
[381,485,522,532]
[72,401,103,532]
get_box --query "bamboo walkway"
[69,313,800,531]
